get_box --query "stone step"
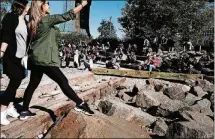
[1,77,126,138]
[45,109,150,138]
[3,77,124,128]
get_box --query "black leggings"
[22,66,83,110]
[1,78,22,106]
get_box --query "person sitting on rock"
[146,47,153,57]
[147,54,160,73]
[106,55,120,69]
[127,51,137,63]
[80,51,93,71]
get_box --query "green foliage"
[58,32,91,45]
[98,19,117,39]
[118,0,214,43]
[93,37,120,51]
[0,0,12,23]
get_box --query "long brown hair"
[11,0,28,15]
[28,0,46,36]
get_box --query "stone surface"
[81,112,150,138]
[185,79,196,87]
[163,84,189,101]
[166,121,214,139]
[2,73,126,138]
[178,110,213,126]
[166,110,214,139]
[192,86,208,98]
[97,98,157,126]
[153,118,168,137]
[197,79,214,92]
[156,99,188,118]
[152,79,171,92]
[97,100,116,116]
[47,109,151,138]
[192,99,213,117]
[181,84,191,92]
[136,90,163,109]
[48,111,87,138]
[184,93,201,106]
[122,92,133,102]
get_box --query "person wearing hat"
[0,0,30,125]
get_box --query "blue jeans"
[0,63,3,75]
[149,64,156,72]
[24,69,28,77]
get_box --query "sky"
[50,1,126,39]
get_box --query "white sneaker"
[1,111,10,126]
[7,106,20,118]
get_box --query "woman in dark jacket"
[19,0,94,120]
[0,0,29,125]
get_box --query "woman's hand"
[73,0,88,14]
[81,0,88,7]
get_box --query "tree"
[118,0,213,41]
[0,0,12,23]
[98,19,117,39]
[59,32,90,45]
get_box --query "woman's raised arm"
[45,0,88,27]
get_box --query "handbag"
[21,36,32,69]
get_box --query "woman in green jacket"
[19,0,94,120]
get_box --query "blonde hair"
[28,0,46,36]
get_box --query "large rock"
[48,107,151,138]
[155,99,188,118]
[98,100,116,116]
[184,93,201,106]
[185,79,196,87]
[166,121,214,138]
[136,90,163,109]
[47,111,87,138]
[166,111,214,139]
[116,89,136,103]
[152,79,171,92]
[197,79,214,92]
[97,98,157,126]
[121,92,133,102]
[192,86,208,98]
[153,118,168,137]
[178,110,213,125]
[136,90,189,118]
[163,84,190,101]
[192,99,213,117]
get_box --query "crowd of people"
[57,34,209,73]
[58,40,99,71]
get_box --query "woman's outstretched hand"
[82,0,88,7]
[73,0,88,14]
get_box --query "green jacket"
[30,9,75,67]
